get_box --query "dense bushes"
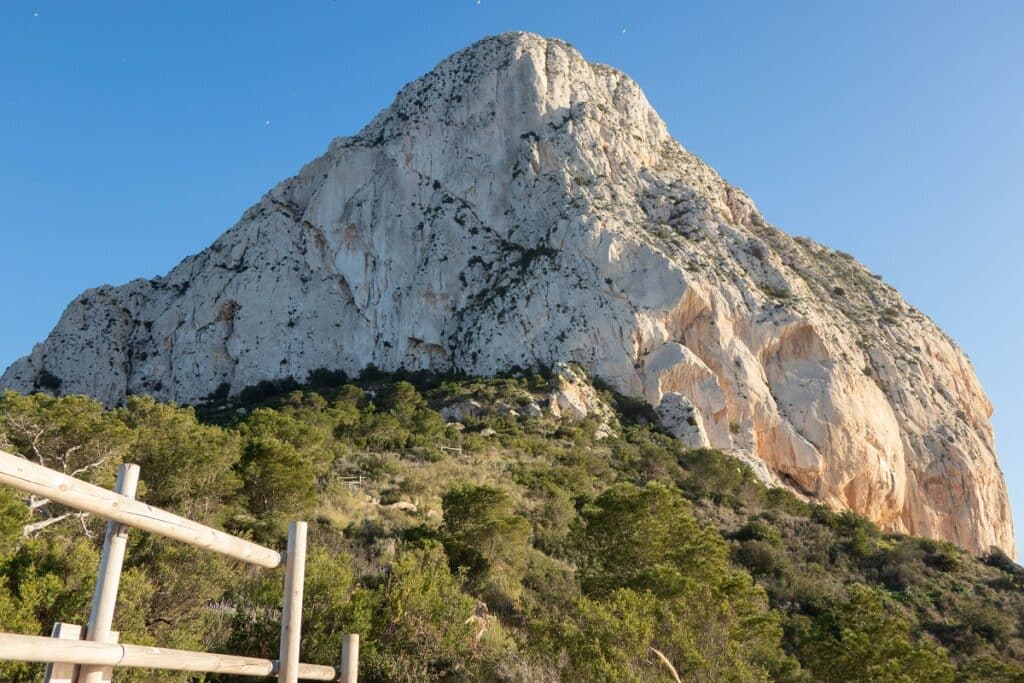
[791,584,955,682]
[0,374,1023,681]
[565,482,799,681]
[442,484,531,613]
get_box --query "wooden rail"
[0,449,360,681]
[0,632,338,679]
[0,449,281,567]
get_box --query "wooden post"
[340,634,359,683]
[92,632,118,683]
[78,462,138,683]
[278,521,308,683]
[43,622,82,683]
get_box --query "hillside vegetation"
[1,369,1022,682]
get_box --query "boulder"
[656,393,711,449]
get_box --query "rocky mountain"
[1,32,1012,555]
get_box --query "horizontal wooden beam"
[0,449,281,568]
[0,632,337,680]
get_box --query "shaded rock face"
[1,33,1012,556]
[656,393,710,449]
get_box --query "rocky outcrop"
[2,33,1013,555]
[548,362,614,429]
[439,399,485,423]
[656,393,710,449]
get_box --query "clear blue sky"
[2,1,1022,548]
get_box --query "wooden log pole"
[340,634,359,683]
[90,631,118,683]
[278,521,308,683]
[0,449,281,567]
[0,632,338,680]
[78,464,139,683]
[43,622,82,683]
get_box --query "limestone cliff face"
[2,33,1013,555]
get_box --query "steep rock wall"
[2,33,1013,555]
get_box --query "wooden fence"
[0,449,358,682]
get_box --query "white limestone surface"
[2,33,1013,556]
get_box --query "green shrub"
[794,584,955,682]
[441,484,531,611]
[358,543,480,680]
[765,487,811,516]
[35,369,63,392]
[733,520,784,546]
[736,540,792,578]
[759,283,794,300]
[677,447,759,507]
